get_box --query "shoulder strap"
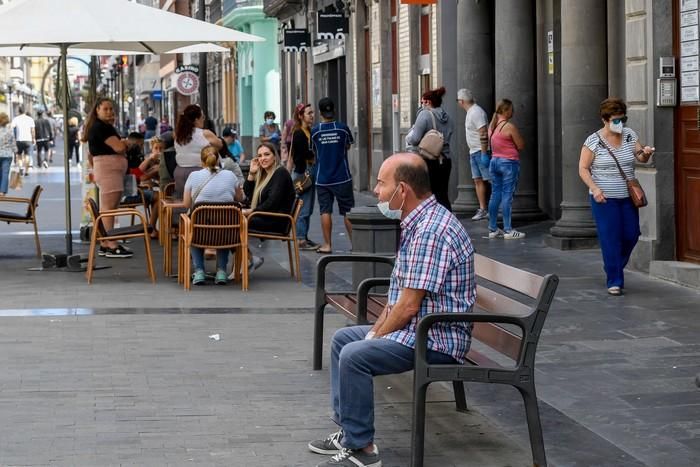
[596,132,629,181]
[192,170,219,205]
[428,110,438,130]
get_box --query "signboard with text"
[317,12,348,40]
[284,29,311,52]
[175,65,199,96]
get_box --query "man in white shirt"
[457,89,490,221]
[11,106,35,175]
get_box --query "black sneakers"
[103,245,133,258]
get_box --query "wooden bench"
[313,253,559,467]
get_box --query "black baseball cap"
[222,127,237,137]
[318,97,335,119]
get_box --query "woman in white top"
[183,146,243,286]
[579,97,654,296]
[174,104,222,198]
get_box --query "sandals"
[316,247,332,254]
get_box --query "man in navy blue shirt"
[311,97,355,253]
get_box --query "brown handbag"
[597,133,648,208]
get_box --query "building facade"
[262,0,699,285]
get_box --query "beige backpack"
[418,110,444,161]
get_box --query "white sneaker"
[488,229,504,239]
[471,208,489,221]
[41,161,49,169]
[503,230,526,240]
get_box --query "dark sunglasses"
[611,116,628,124]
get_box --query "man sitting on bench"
[308,153,476,467]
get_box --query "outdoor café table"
[161,199,185,277]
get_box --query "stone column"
[546,0,606,249]
[452,0,493,216]
[494,0,545,222]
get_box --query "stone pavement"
[0,142,699,466]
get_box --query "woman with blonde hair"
[487,98,526,240]
[243,142,295,270]
[0,112,15,195]
[183,145,243,285]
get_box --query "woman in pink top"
[487,99,526,239]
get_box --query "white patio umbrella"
[0,0,263,257]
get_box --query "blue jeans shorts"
[317,181,355,215]
[470,152,491,181]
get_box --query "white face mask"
[377,185,404,220]
[609,120,624,134]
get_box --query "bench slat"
[472,322,521,361]
[475,285,532,316]
[475,253,543,299]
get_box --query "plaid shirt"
[383,196,476,363]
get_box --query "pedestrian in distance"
[308,153,476,467]
[457,88,491,221]
[405,86,455,211]
[10,106,35,176]
[288,103,321,251]
[67,117,81,165]
[486,98,526,240]
[82,97,132,258]
[46,110,59,163]
[579,97,654,296]
[144,110,158,139]
[311,97,355,254]
[0,112,16,195]
[280,115,295,168]
[34,110,53,169]
[259,110,281,155]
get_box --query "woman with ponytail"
[183,146,243,285]
[405,86,455,210]
[174,104,222,198]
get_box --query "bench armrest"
[315,254,395,294]
[356,277,390,323]
[0,197,30,205]
[414,312,529,364]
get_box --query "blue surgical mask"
[265,118,274,126]
[377,185,404,220]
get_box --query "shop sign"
[284,29,311,53]
[175,65,199,96]
[317,12,348,40]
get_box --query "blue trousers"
[0,157,11,194]
[293,166,315,240]
[589,196,640,288]
[488,158,520,232]
[190,247,229,272]
[330,326,455,449]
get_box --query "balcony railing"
[223,0,262,17]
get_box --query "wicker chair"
[246,199,303,282]
[0,185,43,257]
[178,203,248,291]
[85,198,156,284]
[158,182,176,246]
[119,186,150,225]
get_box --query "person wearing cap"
[457,88,491,221]
[311,97,355,254]
[222,126,246,163]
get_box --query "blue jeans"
[294,166,315,240]
[589,196,640,288]
[488,157,520,232]
[0,157,11,194]
[190,247,229,272]
[330,326,456,449]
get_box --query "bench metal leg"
[453,381,468,413]
[410,380,429,467]
[518,385,547,467]
[312,302,326,370]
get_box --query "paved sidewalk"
[1,143,699,466]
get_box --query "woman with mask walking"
[579,97,654,295]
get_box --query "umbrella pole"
[61,43,73,256]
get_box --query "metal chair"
[85,198,155,284]
[178,203,248,291]
[0,185,43,257]
[246,198,303,282]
